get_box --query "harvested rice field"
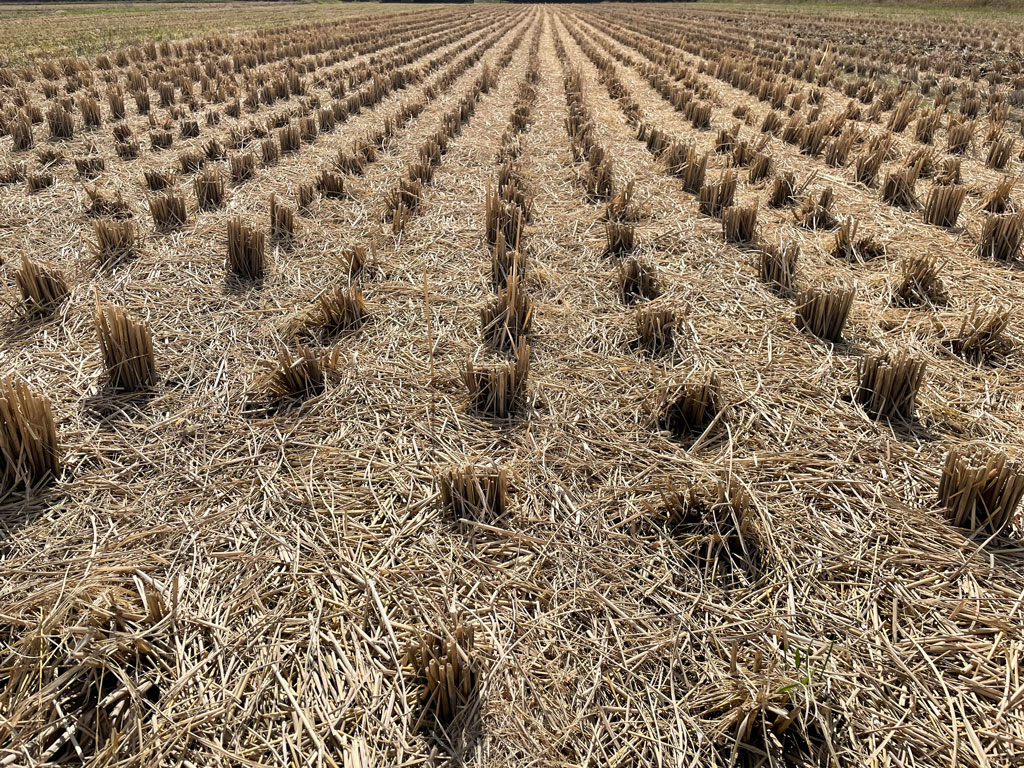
[1,2,1024,765]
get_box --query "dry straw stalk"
[977,212,1024,261]
[722,204,758,243]
[438,463,510,523]
[481,271,534,350]
[317,286,367,333]
[636,306,675,354]
[660,373,720,439]
[92,219,135,264]
[267,345,339,400]
[617,257,660,303]
[855,351,926,421]
[15,255,69,315]
[895,255,948,306]
[227,218,266,279]
[952,304,1012,362]
[939,449,1024,533]
[463,340,529,419]
[795,286,855,342]
[655,476,759,576]
[0,377,59,496]
[94,300,157,391]
[758,242,798,295]
[270,193,296,240]
[923,184,966,228]
[404,618,478,730]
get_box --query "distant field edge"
[693,0,1024,12]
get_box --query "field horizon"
[1,3,1023,765]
